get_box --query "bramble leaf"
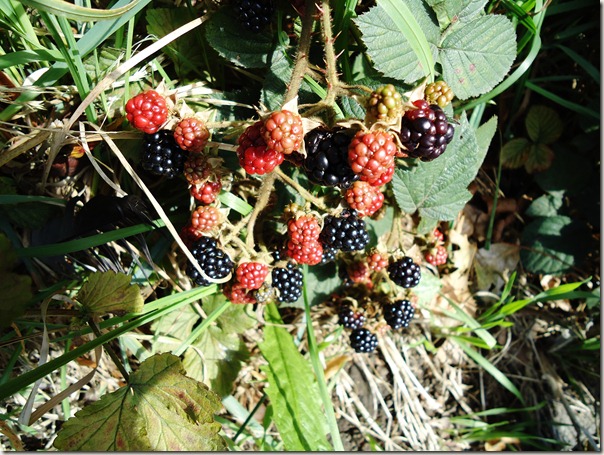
[53,353,226,451]
[525,192,564,218]
[525,105,563,144]
[501,137,531,169]
[183,295,255,397]
[440,15,516,99]
[259,304,332,451]
[524,143,554,173]
[204,8,273,68]
[520,216,591,275]
[354,1,439,84]
[76,271,143,316]
[146,8,200,79]
[392,114,494,222]
[426,0,489,29]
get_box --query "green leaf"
[259,304,332,451]
[391,113,492,222]
[524,143,554,174]
[146,8,200,79]
[354,0,439,84]
[534,148,591,195]
[261,44,293,111]
[425,0,488,29]
[76,271,144,316]
[453,338,524,403]
[0,272,33,327]
[475,114,498,156]
[520,216,592,275]
[501,137,531,169]
[524,105,563,144]
[150,303,200,353]
[440,15,516,99]
[297,262,340,309]
[82,47,123,80]
[53,353,226,451]
[183,296,255,397]
[0,232,17,271]
[413,268,442,307]
[204,8,274,68]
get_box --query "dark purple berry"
[271,263,303,303]
[142,129,187,178]
[187,237,233,287]
[234,0,274,33]
[338,306,366,330]
[398,104,454,161]
[350,328,378,353]
[303,127,359,188]
[388,256,421,288]
[319,209,370,252]
[383,299,414,329]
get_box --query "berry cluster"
[424,227,449,266]
[124,82,450,325]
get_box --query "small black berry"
[319,210,370,252]
[141,129,187,178]
[350,328,378,353]
[186,237,233,287]
[388,256,421,288]
[338,306,366,330]
[383,299,414,329]
[271,263,303,303]
[303,127,359,188]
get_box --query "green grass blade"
[20,0,141,21]
[0,285,216,400]
[0,0,152,122]
[454,338,525,403]
[442,300,497,349]
[217,192,253,216]
[16,219,164,257]
[171,299,231,357]
[0,195,66,205]
[553,44,599,83]
[303,265,344,451]
[378,0,435,82]
[524,80,599,119]
[0,49,64,69]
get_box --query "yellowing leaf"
[524,143,554,174]
[525,105,563,144]
[53,353,226,451]
[76,271,143,316]
[501,137,530,169]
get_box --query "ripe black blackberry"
[234,0,274,33]
[319,209,370,252]
[321,245,338,263]
[383,299,414,329]
[186,236,234,287]
[338,306,366,330]
[141,129,187,178]
[349,328,378,353]
[398,100,455,162]
[303,127,359,188]
[388,256,421,288]
[271,263,303,303]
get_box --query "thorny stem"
[319,0,341,108]
[283,0,317,104]
[245,172,277,250]
[88,319,130,382]
[274,167,328,211]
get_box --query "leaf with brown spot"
[53,353,226,451]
